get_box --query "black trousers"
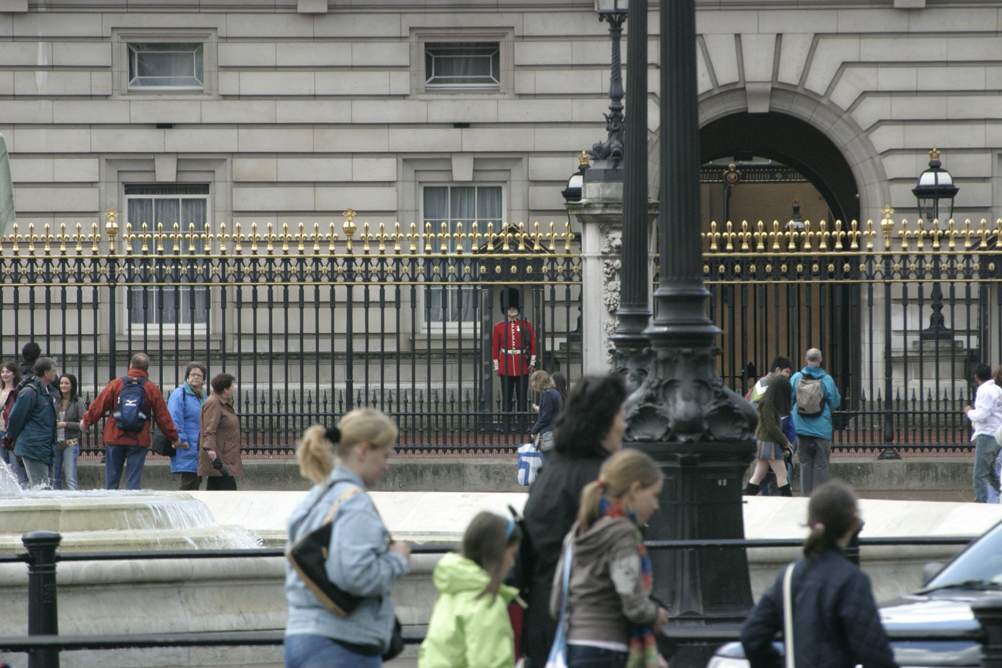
[500,374,529,430]
[206,475,237,491]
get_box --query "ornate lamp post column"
[588,0,628,182]
[608,0,653,390]
[623,0,757,663]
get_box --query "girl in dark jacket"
[744,376,793,497]
[741,482,897,668]
[518,374,628,668]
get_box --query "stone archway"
[700,112,859,224]
[696,88,889,224]
[647,88,889,224]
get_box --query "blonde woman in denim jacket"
[284,409,411,668]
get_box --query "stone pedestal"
[565,181,658,376]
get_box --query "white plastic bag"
[516,443,542,486]
[545,543,573,668]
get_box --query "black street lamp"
[587,0,628,182]
[620,0,758,664]
[913,150,958,341]
[561,151,590,203]
[912,148,959,227]
[608,0,651,390]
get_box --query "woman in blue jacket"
[167,362,207,490]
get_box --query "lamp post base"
[629,439,756,667]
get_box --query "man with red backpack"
[80,353,181,490]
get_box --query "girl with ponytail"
[741,482,896,668]
[551,449,670,668]
[419,511,523,668]
[284,409,411,668]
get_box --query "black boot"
[778,484,793,497]
[743,482,761,496]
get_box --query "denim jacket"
[284,466,409,652]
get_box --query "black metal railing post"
[23,531,62,668]
[971,598,1002,668]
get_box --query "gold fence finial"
[880,207,894,250]
[343,209,357,252]
[105,208,119,240]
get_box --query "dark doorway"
[698,112,861,412]
[700,112,860,225]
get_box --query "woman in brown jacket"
[198,373,243,491]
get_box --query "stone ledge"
[65,455,982,493]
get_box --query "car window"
[925,521,1002,588]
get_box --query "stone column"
[566,182,657,377]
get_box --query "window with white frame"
[126,184,209,328]
[128,43,204,90]
[425,43,500,89]
[424,185,503,324]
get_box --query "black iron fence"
[702,216,1002,454]
[0,212,583,453]
[6,212,1002,454]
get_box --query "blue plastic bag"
[516,443,542,486]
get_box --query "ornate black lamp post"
[608,0,652,390]
[621,0,758,664]
[587,0,628,182]
[912,149,958,342]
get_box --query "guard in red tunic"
[492,288,537,430]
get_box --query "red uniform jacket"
[492,318,537,376]
[82,368,179,447]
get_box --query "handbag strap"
[321,487,363,524]
[557,540,573,624]
[291,479,357,537]
[782,562,796,668]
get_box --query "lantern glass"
[594,0,628,14]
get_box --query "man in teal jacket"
[790,348,841,496]
[5,357,58,488]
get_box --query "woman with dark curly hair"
[517,374,628,667]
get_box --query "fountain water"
[0,459,260,552]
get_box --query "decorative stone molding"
[600,222,622,344]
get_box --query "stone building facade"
[0,0,999,413]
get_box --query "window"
[126,184,209,328]
[424,185,503,323]
[128,43,203,89]
[425,43,500,89]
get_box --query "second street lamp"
[912,147,958,227]
[587,0,628,182]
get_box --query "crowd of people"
[0,343,244,492]
[743,348,842,497]
[282,373,891,668]
[744,346,1002,503]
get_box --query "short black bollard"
[971,597,1002,668]
[22,531,62,668]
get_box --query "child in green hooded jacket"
[418,511,522,668]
